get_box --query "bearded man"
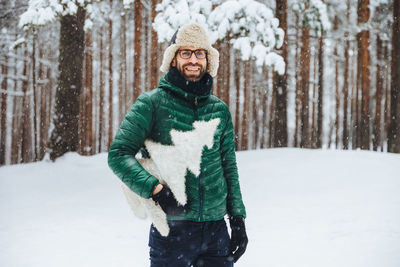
[108,23,248,267]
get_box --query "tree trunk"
[241,60,250,151]
[300,26,311,148]
[234,51,241,150]
[49,7,86,160]
[11,46,21,164]
[317,35,324,148]
[334,19,340,149]
[99,29,105,153]
[133,0,143,101]
[252,63,258,149]
[0,53,7,165]
[120,11,128,122]
[21,46,32,163]
[384,40,390,151]
[311,49,317,148]
[272,0,288,147]
[357,0,371,150]
[342,0,351,149]
[388,0,400,153]
[108,3,114,149]
[39,49,48,160]
[32,33,39,161]
[224,41,231,107]
[294,14,301,147]
[260,69,268,149]
[80,30,93,156]
[373,35,384,151]
[150,0,159,89]
[214,41,222,98]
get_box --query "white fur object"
[121,118,220,236]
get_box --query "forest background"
[0,0,399,166]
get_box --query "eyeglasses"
[176,49,207,59]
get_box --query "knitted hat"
[160,23,220,77]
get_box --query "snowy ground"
[1,148,400,267]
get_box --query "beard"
[176,62,207,82]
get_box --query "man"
[108,23,247,267]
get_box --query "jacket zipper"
[193,97,202,220]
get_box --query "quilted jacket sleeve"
[220,105,247,218]
[108,93,159,198]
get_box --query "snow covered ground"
[1,148,400,267]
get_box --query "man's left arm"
[220,106,246,218]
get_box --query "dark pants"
[148,219,233,267]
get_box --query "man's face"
[171,46,207,82]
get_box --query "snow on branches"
[292,0,331,35]
[19,0,93,30]
[153,0,216,43]
[208,0,285,74]
[153,0,285,74]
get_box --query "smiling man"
[108,23,247,267]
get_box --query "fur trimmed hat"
[160,23,220,77]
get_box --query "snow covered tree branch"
[153,0,286,74]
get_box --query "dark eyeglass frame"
[176,49,208,59]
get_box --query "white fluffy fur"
[121,118,220,236]
[160,23,220,77]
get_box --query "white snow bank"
[1,149,400,267]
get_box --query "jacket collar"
[158,68,213,104]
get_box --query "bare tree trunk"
[214,41,222,98]
[151,0,159,89]
[252,63,258,149]
[373,35,384,151]
[334,17,340,149]
[342,0,351,149]
[11,48,21,164]
[31,34,38,161]
[388,0,400,152]
[241,60,250,151]
[0,53,8,165]
[39,49,48,160]
[80,30,93,155]
[300,26,311,148]
[384,40,390,151]
[21,46,32,163]
[317,35,324,148]
[272,0,288,147]
[119,11,128,122]
[353,59,361,149]
[11,88,21,164]
[224,41,231,107]
[269,78,275,148]
[49,7,86,160]
[234,51,241,150]
[357,0,371,150]
[108,2,114,149]
[294,14,301,147]
[311,48,317,148]
[133,0,143,101]
[99,29,105,153]
[260,70,268,149]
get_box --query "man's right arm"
[108,93,160,199]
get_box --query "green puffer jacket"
[108,70,246,221]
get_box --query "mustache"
[183,63,203,68]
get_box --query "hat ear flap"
[160,44,178,73]
[207,46,219,77]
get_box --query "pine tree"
[49,7,86,160]
[388,0,400,153]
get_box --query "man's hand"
[151,185,187,216]
[229,216,248,263]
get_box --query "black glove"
[152,185,187,216]
[229,216,248,263]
